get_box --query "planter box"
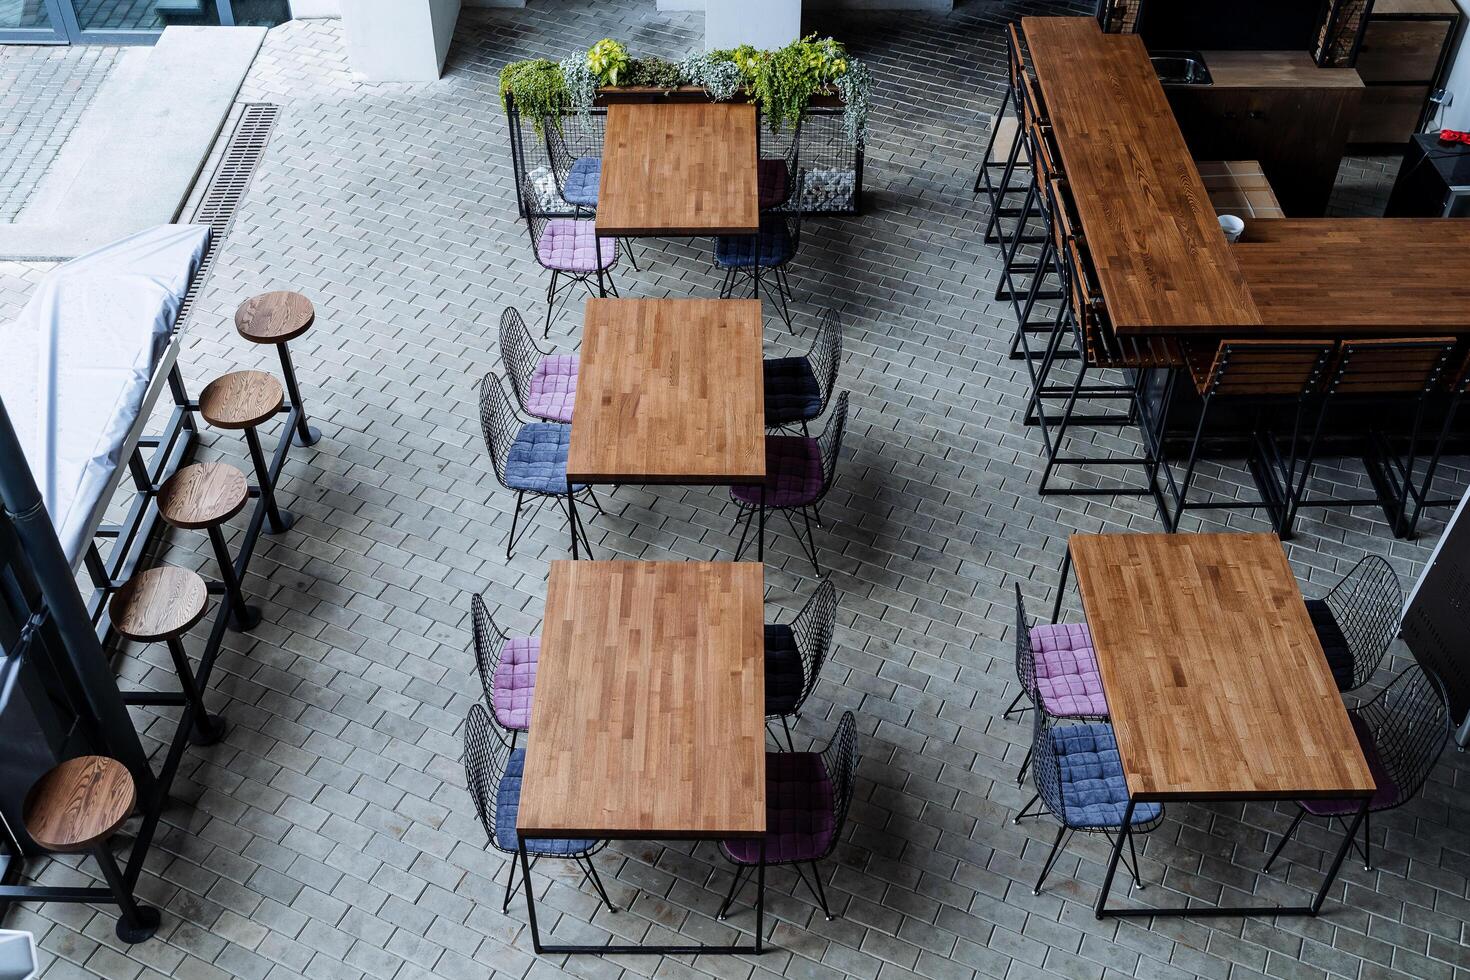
[340,0,461,81]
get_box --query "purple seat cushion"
[1303,714,1397,816]
[536,219,616,273]
[525,354,579,422]
[1031,622,1108,718]
[492,635,538,730]
[723,752,835,864]
[732,436,824,509]
[758,159,791,210]
[765,624,804,715]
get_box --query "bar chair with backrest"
[470,593,538,739]
[1001,113,1067,351]
[765,578,837,751]
[499,306,578,424]
[1264,665,1450,875]
[1382,347,1470,538]
[975,22,1032,246]
[716,710,858,922]
[1304,555,1402,693]
[461,703,616,914]
[764,307,842,434]
[518,171,620,337]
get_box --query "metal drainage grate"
[177,102,281,327]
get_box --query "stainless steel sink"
[1151,51,1212,86]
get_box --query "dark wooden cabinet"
[1349,0,1460,145]
[1166,52,1363,216]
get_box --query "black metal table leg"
[92,843,160,944]
[276,343,320,447]
[758,485,766,563]
[244,427,293,534]
[567,479,580,559]
[206,525,260,631]
[754,839,766,953]
[164,638,226,746]
[1094,797,1132,919]
[1311,799,1371,915]
[1051,548,1072,624]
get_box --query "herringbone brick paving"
[4,3,1470,979]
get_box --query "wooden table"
[596,102,759,237]
[1057,532,1377,917]
[566,298,767,558]
[517,560,767,954]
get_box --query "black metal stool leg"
[206,525,260,631]
[244,426,294,534]
[92,843,160,944]
[164,637,227,746]
[275,343,320,447]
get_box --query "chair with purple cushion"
[766,578,837,751]
[519,172,619,337]
[478,372,599,559]
[716,710,857,922]
[732,391,849,575]
[1303,555,1402,693]
[757,114,802,212]
[469,593,538,740]
[1264,665,1449,875]
[1014,708,1163,895]
[462,703,616,914]
[499,307,578,423]
[765,307,842,435]
[1007,584,1108,784]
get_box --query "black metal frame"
[765,578,837,751]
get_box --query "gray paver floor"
[4,4,1470,980]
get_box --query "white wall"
[705,0,800,50]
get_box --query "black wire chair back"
[808,309,843,415]
[818,710,860,859]
[498,307,546,417]
[1028,704,1066,822]
[543,110,606,203]
[815,391,850,502]
[1014,584,1039,706]
[757,116,803,212]
[790,578,838,715]
[469,593,508,713]
[477,372,520,488]
[1354,664,1451,810]
[462,702,513,853]
[1322,555,1403,690]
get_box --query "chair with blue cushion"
[715,153,803,332]
[1264,665,1449,875]
[765,308,842,434]
[478,372,599,559]
[716,710,858,923]
[1015,708,1163,896]
[1303,555,1402,693]
[766,578,837,750]
[544,111,640,269]
[462,703,615,914]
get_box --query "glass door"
[1,0,288,42]
[0,0,68,43]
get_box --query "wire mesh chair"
[716,710,858,922]
[757,115,803,212]
[1264,665,1450,874]
[1014,709,1163,896]
[462,703,615,914]
[716,120,804,333]
[764,307,843,434]
[732,391,849,575]
[478,372,599,559]
[543,110,640,270]
[765,578,838,751]
[499,307,578,423]
[1304,555,1403,693]
[470,593,538,740]
[518,170,619,337]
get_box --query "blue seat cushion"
[763,357,823,426]
[1051,723,1162,829]
[715,218,794,269]
[505,423,578,495]
[765,624,804,715]
[1304,599,1354,690]
[564,156,601,207]
[495,749,597,855]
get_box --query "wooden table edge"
[593,222,761,237]
[516,826,766,840]
[567,472,767,485]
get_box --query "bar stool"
[979,24,1039,246]
[157,462,260,631]
[23,756,159,943]
[997,98,1063,325]
[234,290,321,447]
[199,370,294,534]
[1388,348,1470,538]
[109,567,227,746]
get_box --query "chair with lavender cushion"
[765,307,842,434]
[716,710,857,922]
[519,172,619,337]
[469,593,538,738]
[478,372,599,559]
[462,703,616,914]
[765,578,837,751]
[499,307,578,423]
[731,392,849,575]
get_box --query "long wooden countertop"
[1022,17,1261,334]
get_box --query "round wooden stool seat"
[199,370,284,430]
[235,291,314,345]
[158,463,249,529]
[109,566,209,642]
[24,756,136,854]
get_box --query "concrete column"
[704,0,800,50]
[340,0,461,81]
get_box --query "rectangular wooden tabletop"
[517,561,767,839]
[1022,17,1262,335]
[1069,533,1377,802]
[568,298,766,484]
[596,102,759,237]
[1233,218,1470,335]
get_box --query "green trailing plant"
[499,59,568,134]
[625,56,687,90]
[679,51,742,101]
[587,38,631,87]
[833,58,872,146]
